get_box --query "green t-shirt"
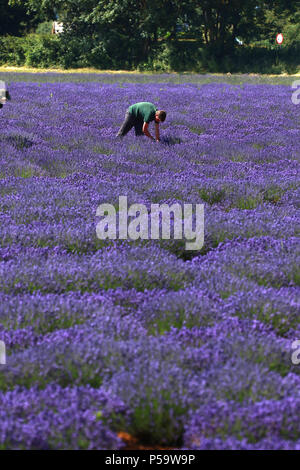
[128,102,157,123]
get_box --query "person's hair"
[157,110,166,122]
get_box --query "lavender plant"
[0,74,299,449]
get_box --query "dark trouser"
[116,111,144,137]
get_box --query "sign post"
[276,33,284,45]
[275,33,284,66]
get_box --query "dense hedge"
[0,34,62,68]
[0,34,299,73]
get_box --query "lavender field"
[0,73,299,450]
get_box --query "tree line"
[1,0,299,71]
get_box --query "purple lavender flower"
[0,75,299,449]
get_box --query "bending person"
[117,102,166,142]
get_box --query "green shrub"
[0,36,27,65]
[0,34,63,68]
[0,34,299,73]
[36,22,53,35]
[24,34,62,67]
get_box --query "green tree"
[184,0,299,56]
[85,0,182,62]
[259,3,300,46]
[1,0,40,35]
[9,0,300,65]
[11,0,183,65]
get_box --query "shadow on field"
[0,133,34,150]
[160,135,183,146]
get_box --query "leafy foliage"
[8,0,300,66]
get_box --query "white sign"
[53,21,64,34]
[276,33,283,45]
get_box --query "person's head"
[155,110,166,123]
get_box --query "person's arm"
[155,122,160,142]
[143,122,155,141]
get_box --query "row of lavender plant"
[0,75,299,449]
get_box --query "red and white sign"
[276,33,284,45]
